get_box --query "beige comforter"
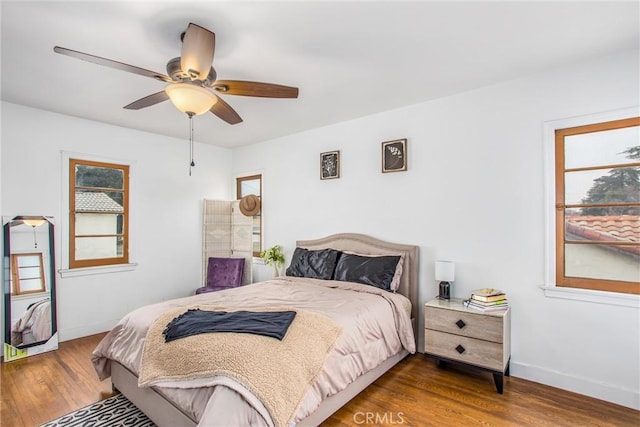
[92,277,415,426]
[140,306,342,427]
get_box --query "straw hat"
[239,194,261,216]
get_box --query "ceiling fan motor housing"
[166,57,216,85]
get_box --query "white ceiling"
[1,1,638,148]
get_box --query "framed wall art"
[320,150,340,180]
[381,138,407,173]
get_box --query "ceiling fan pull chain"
[32,226,39,248]
[188,113,195,176]
[191,116,196,168]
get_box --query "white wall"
[232,50,640,409]
[1,103,233,341]
[1,49,637,410]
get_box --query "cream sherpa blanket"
[138,305,342,427]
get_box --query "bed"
[92,233,419,426]
[11,298,52,347]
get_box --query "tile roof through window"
[566,215,639,256]
[75,192,123,213]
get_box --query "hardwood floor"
[1,333,638,426]
[1,334,115,427]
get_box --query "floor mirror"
[3,215,58,362]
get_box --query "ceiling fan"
[53,23,299,125]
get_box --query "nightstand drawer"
[425,306,503,343]
[425,329,506,371]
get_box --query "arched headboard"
[296,233,419,324]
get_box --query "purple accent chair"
[195,257,245,294]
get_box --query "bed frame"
[111,233,419,426]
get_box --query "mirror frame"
[3,215,58,361]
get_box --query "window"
[555,117,639,295]
[237,174,262,257]
[69,158,129,268]
[10,253,45,295]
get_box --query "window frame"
[10,253,46,296]
[236,174,262,257]
[69,158,130,269]
[555,117,639,295]
[544,109,640,304]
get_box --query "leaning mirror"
[3,215,58,362]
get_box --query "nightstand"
[424,298,511,393]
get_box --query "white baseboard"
[58,319,119,342]
[511,361,639,411]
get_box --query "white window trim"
[542,106,640,308]
[59,151,138,277]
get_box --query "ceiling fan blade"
[124,91,169,110]
[213,80,298,98]
[210,95,243,125]
[181,23,215,80]
[53,46,172,82]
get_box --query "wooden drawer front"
[425,329,505,372]
[425,307,503,343]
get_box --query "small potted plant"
[260,245,285,277]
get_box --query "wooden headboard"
[296,233,420,324]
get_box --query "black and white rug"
[41,393,156,427]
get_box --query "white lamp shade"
[435,260,455,282]
[165,83,217,116]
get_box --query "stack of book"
[464,288,509,312]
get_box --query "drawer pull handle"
[456,319,466,329]
[456,345,466,354]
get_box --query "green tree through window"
[581,146,640,215]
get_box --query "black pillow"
[333,253,401,291]
[285,247,340,280]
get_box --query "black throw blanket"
[163,309,297,342]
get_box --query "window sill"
[59,263,138,278]
[540,285,639,308]
[11,292,48,301]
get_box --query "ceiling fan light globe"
[23,218,47,228]
[165,82,217,116]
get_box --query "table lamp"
[435,260,455,300]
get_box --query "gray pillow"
[333,253,401,291]
[285,247,340,280]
